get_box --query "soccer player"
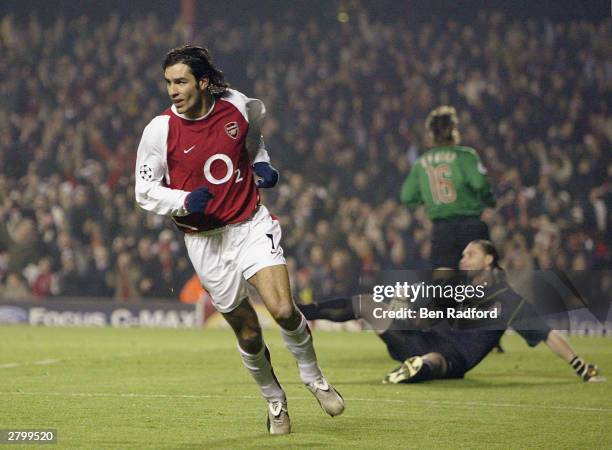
[299,240,604,384]
[401,105,504,352]
[134,45,344,434]
[400,106,496,269]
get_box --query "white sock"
[238,343,286,402]
[280,314,322,384]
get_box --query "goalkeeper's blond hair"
[426,105,461,146]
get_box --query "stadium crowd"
[0,6,610,301]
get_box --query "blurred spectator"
[58,252,84,297]
[0,7,609,301]
[1,272,30,300]
[6,219,48,274]
[135,237,164,298]
[112,251,141,301]
[30,256,59,298]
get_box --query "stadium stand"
[0,4,609,300]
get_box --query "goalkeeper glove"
[253,162,279,188]
[184,186,213,214]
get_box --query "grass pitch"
[1,325,611,449]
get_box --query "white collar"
[171,98,216,121]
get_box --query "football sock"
[570,355,588,379]
[280,314,322,384]
[238,343,286,402]
[407,359,434,383]
[297,297,358,322]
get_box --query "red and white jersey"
[135,89,270,232]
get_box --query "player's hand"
[253,162,279,188]
[184,187,213,214]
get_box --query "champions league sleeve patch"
[138,164,154,181]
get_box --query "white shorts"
[183,205,286,313]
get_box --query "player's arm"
[134,117,190,216]
[245,98,270,165]
[460,151,496,207]
[400,164,423,207]
[245,97,278,188]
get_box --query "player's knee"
[270,303,298,328]
[238,327,263,354]
[424,352,447,377]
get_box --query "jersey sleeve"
[226,89,270,165]
[134,116,190,217]
[460,151,496,207]
[400,163,424,207]
[245,98,270,164]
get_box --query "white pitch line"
[0,363,21,369]
[0,348,194,370]
[1,391,610,413]
[32,359,60,365]
[0,359,61,369]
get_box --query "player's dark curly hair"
[472,239,503,270]
[426,105,461,146]
[163,45,229,96]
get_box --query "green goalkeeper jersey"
[400,145,496,220]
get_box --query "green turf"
[0,326,610,449]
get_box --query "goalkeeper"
[400,105,496,269]
[298,240,604,384]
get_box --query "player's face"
[164,63,208,118]
[459,243,491,271]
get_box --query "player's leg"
[423,352,448,377]
[221,300,290,434]
[248,265,300,328]
[183,232,289,433]
[241,206,344,416]
[298,295,395,331]
[248,264,345,416]
[430,219,458,269]
[379,324,448,383]
[544,330,605,382]
[298,297,358,322]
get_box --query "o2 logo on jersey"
[203,154,243,185]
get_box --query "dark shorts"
[380,328,504,379]
[431,216,489,268]
[515,328,551,347]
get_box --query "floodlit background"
[0,0,609,303]
[0,2,610,448]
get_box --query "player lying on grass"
[298,240,604,384]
